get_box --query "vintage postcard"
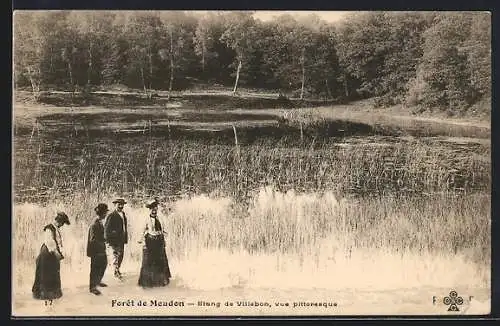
[12,10,491,317]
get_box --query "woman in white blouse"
[137,199,172,288]
[32,212,70,300]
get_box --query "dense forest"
[13,11,491,115]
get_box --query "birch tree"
[159,12,192,98]
[463,12,491,100]
[68,11,114,87]
[407,13,474,111]
[193,12,223,77]
[126,12,161,99]
[294,25,315,99]
[101,12,127,85]
[13,12,48,100]
[220,12,258,95]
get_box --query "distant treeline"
[14,11,490,113]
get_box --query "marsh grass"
[12,187,490,293]
[12,92,491,294]
[13,135,490,203]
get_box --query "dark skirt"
[32,244,62,300]
[138,233,172,288]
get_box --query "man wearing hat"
[32,212,70,300]
[87,203,109,295]
[104,198,128,280]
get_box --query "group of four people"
[32,198,172,300]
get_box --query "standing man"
[104,198,128,280]
[87,203,109,295]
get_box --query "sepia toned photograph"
[12,10,491,317]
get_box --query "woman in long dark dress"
[32,212,70,300]
[138,199,172,288]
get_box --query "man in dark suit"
[104,198,128,280]
[87,203,109,295]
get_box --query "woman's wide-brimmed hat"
[55,211,71,225]
[145,198,159,209]
[94,203,109,214]
[112,198,127,204]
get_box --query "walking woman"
[32,212,70,300]
[138,199,172,288]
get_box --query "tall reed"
[13,136,490,203]
[12,187,490,292]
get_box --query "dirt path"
[16,89,280,100]
[12,271,490,317]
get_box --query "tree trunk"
[169,61,174,97]
[67,61,75,94]
[36,67,41,95]
[49,46,54,73]
[147,42,153,100]
[300,49,306,100]
[201,39,205,72]
[140,67,148,98]
[68,62,73,86]
[325,79,332,100]
[168,28,174,99]
[233,58,242,95]
[143,42,153,99]
[343,73,349,98]
[87,41,93,86]
[26,66,40,101]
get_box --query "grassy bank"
[277,105,490,139]
[13,187,490,292]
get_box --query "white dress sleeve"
[56,228,64,257]
[44,228,58,252]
